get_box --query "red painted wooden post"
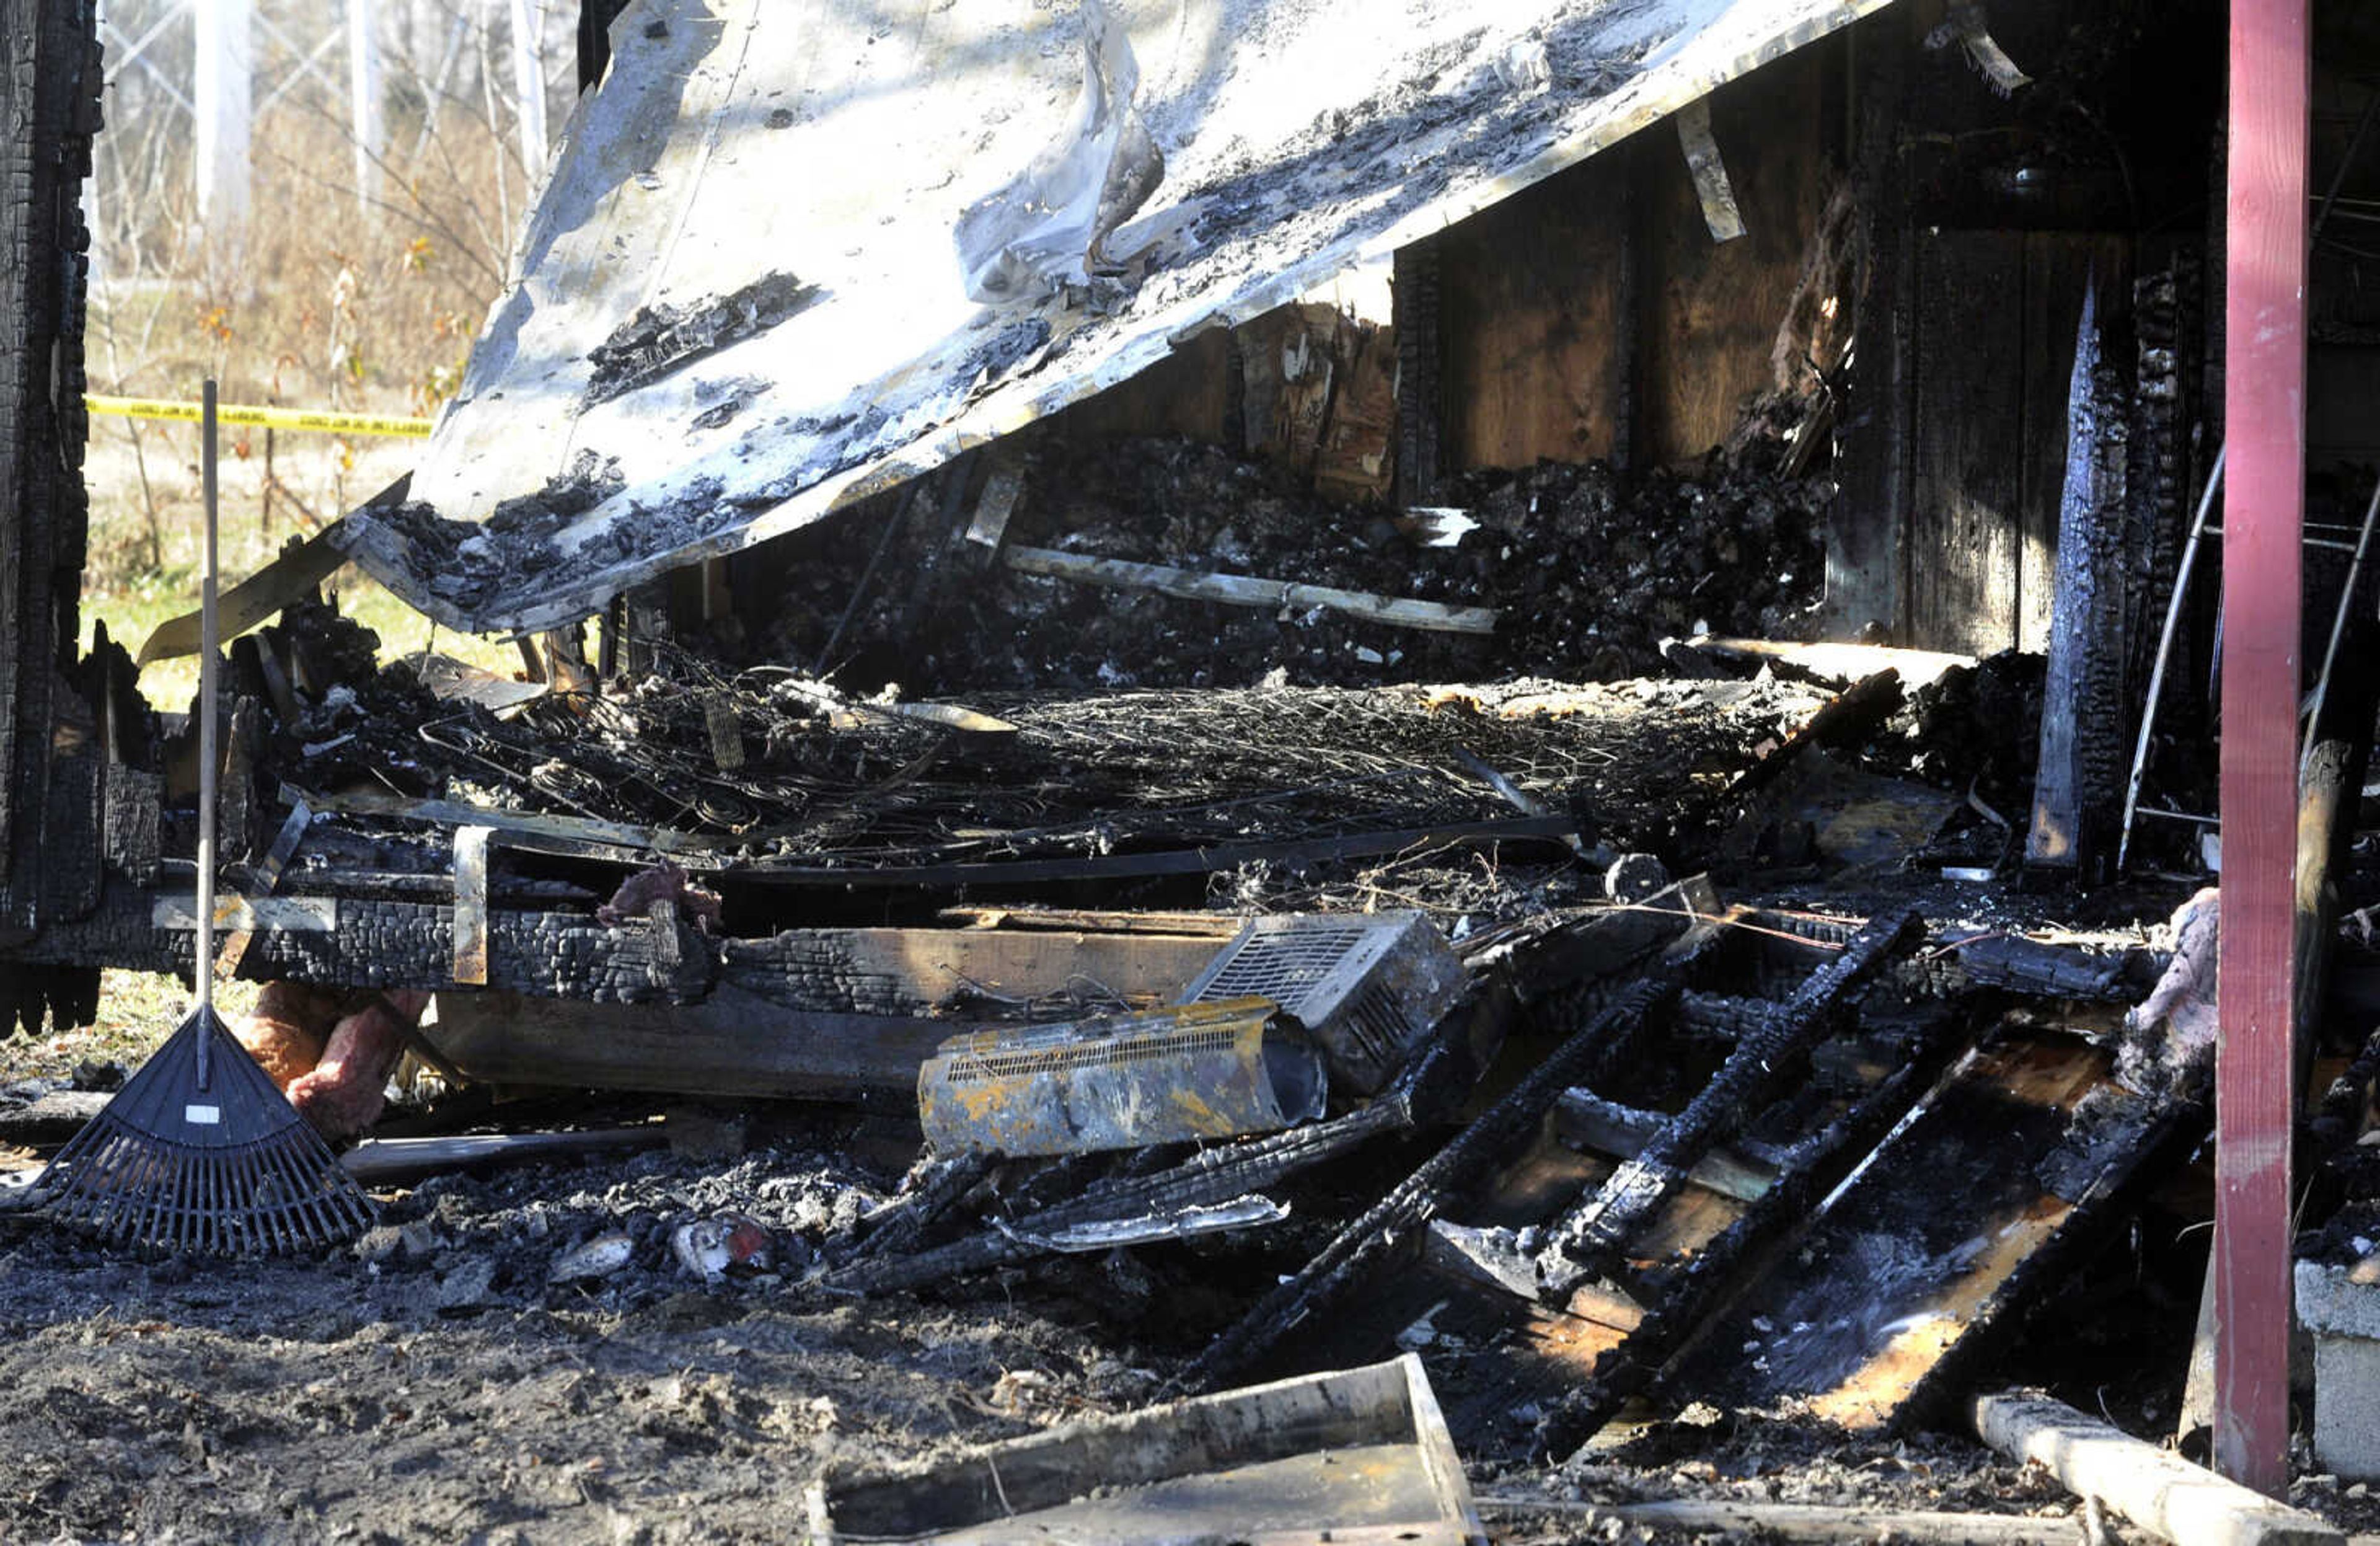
[2217,0,2310,1496]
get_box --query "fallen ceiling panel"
[331,0,1895,636]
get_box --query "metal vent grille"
[1196,922,1372,1005]
[1181,912,1464,1095]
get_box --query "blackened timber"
[1725,671,1902,796]
[421,986,945,1102]
[1675,990,1783,1043]
[1393,239,1444,505]
[2125,261,2193,700]
[827,994,1488,1296]
[1955,934,2155,1002]
[14,886,718,1002]
[2026,277,2131,885]
[0,0,104,936]
[1532,908,1921,1294]
[851,1153,998,1262]
[1532,1043,1950,1459]
[1551,1089,1774,1203]
[826,1095,1411,1296]
[1182,943,1711,1394]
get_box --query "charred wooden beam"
[1955,934,2156,1002]
[0,0,104,946]
[421,986,945,1103]
[1393,239,1444,505]
[1551,1089,1774,1203]
[15,886,718,1002]
[1532,908,1921,1294]
[850,1152,999,1262]
[821,1009,1468,1297]
[1674,989,1783,1043]
[2026,278,2132,886]
[2125,259,2197,702]
[1725,670,1902,797]
[1532,1037,1950,1459]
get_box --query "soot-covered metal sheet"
[333,0,1892,635]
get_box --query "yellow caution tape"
[86,394,434,439]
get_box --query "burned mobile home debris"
[4,0,2380,1538]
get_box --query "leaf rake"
[34,380,374,1254]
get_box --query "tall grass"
[86,38,553,696]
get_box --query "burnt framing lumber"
[1530,1030,1959,1459]
[1183,919,1717,1394]
[1393,239,1445,506]
[1531,908,1921,1296]
[294,793,1580,888]
[1954,934,2159,1002]
[2025,278,2132,886]
[17,896,1246,1012]
[0,0,106,1035]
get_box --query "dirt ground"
[8,1010,2379,1544]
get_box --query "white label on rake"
[183,1103,222,1126]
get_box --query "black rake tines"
[34,1005,375,1255]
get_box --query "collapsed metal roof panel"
[333,0,1893,636]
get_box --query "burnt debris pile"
[734,437,1831,696]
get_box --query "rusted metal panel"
[2215,0,2310,1495]
[917,997,1325,1157]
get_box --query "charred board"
[1659,1017,2195,1432]
[2025,278,2133,885]
[1274,909,1957,1463]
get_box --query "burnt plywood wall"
[1630,47,1836,469]
[1432,39,1836,472]
[1435,156,1632,470]
[1062,33,1839,479]
[1904,232,2129,656]
[1829,0,2224,653]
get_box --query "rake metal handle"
[195,381,221,1085]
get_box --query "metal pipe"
[196,380,221,1084]
[2117,445,2225,873]
[2303,467,2380,771]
